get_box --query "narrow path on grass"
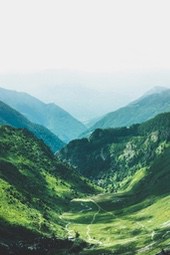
[80,202,92,213]
[59,213,75,240]
[59,197,119,247]
[59,198,104,245]
[73,197,116,246]
[85,199,103,245]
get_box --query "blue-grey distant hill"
[0,87,87,142]
[89,87,170,131]
[0,100,64,152]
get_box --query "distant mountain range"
[86,87,170,133]
[0,87,87,143]
[1,118,170,254]
[57,110,170,253]
[1,70,170,122]
[1,89,170,254]
[0,101,64,152]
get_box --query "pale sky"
[0,0,170,73]
[1,0,170,121]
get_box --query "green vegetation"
[86,89,170,133]
[58,112,170,191]
[0,87,87,142]
[57,112,170,254]
[0,112,170,254]
[0,100,65,152]
[0,125,99,254]
[61,148,170,254]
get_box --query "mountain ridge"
[0,87,87,142]
[1,86,170,254]
[86,88,170,133]
[0,100,64,152]
[0,114,170,254]
[0,125,99,254]
[58,112,170,191]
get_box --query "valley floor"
[61,193,170,255]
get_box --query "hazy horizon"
[1,0,170,121]
[1,69,170,122]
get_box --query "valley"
[57,112,170,254]
[0,89,170,254]
[61,193,170,254]
[0,126,99,254]
[1,0,170,253]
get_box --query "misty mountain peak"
[143,86,169,97]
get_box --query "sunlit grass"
[60,193,170,254]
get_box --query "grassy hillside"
[0,126,100,254]
[0,87,87,142]
[57,112,170,254]
[60,148,170,254]
[58,112,170,191]
[0,100,64,152]
[89,89,170,132]
[1,113,170,254]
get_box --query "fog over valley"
[1,69,170,122]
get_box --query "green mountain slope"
[58,112,170,191]
[0,125,99,254]
[0,100,64,153]
[59,113,170,254]
[0,87,87,143]
[62,148,170,254]
[1,118,169,254]
[89,89,170,131]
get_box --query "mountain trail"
[59,214,75,240]
[80,202,92,213]
[73,197,116,246]
[85,199,103,245]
